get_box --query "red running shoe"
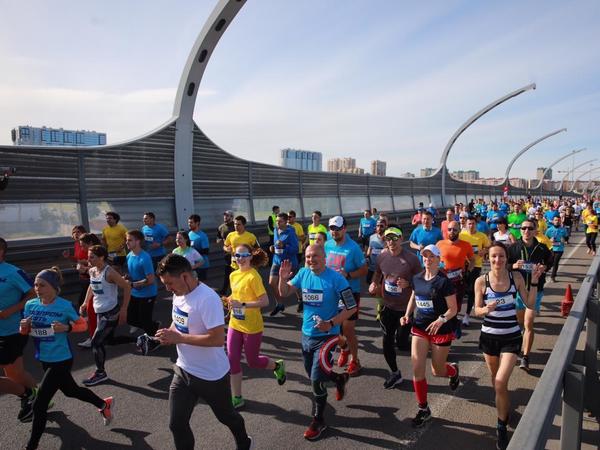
[337,349,349,367]
[303,418,327,441]
[347,359,362,377]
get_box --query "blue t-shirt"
[273,226,298,267]
[127,250,158,297]
[487,210,506,231]
[368,234,385,272]
[189,230,210,269]
[546,226,568,252]
[359,217,377,237]
[0,262,33,336]
[24,297,79,362]
[142,223,170,257]
[290,267,351,337]
[409,225,444,263]
[544,210,559,223]
[476,221,490,234]
[324,237,366,293]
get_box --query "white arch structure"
[557,158,597,192]
[531,148,586,191]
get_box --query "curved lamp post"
[570,166,600,192]
[498,128,567,187]
[531,148,586,193]
[557,158,597,191]
[437,83,536,204]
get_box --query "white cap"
[421,244,440,257]
[328,216,345,228]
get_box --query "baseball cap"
[223,210,234,216]
[384,227,402,237]
[459,212,469,218]
[328,216,345,228]
[421,244,440,257]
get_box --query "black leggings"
[551,251,563,279]
[127,296,159,336]
[379,306,410,372]
[27,359,105,450]
[92,305,120,372]
[586,233,597,252]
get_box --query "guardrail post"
[248,161,256,224]
[77,153,90,231]
[560,364,585,450]
[584,294,599,414]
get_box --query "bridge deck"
[1,232,598,449]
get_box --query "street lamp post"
[531,148,586,195]
[556,159,597,192]
[570,165,600,192]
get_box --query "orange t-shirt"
[436,239,474,271]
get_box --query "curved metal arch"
[499,128,567,186]
[570,166,600,192]
[557,158,597,191]
[437,83,536,201]
[531,148,585,190]
[172,0,247,228]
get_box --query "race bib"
[371,248,382,256]
[446,269,462,280]
[309,233,316,240]
[415,298,434,309]
[472,245,479,254]
[232,306,246,320]
[145,235,154,242]
[172,306,189,333]
[90,280,104,295]
[30,327,55,338]
[302,289,323,306]
[384,280,402,295]
[522,262,534,272]
[274,248,284,255]
[486,294,514,307]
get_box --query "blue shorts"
[515,291,544,312]
[301,334,337,382]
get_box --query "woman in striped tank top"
[473,241,544,450]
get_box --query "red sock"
[413,378,428,407]
[445,363,457,378]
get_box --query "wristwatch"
[438,315,448,323]
[241,302,246,307]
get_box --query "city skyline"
[0,1,598,179]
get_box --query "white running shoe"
[461,315,470,327]
[77,338,92,348]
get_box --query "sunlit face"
[421,251,439,270]
[489,246,508,270]
[446,211,453,220]
[312,213,320,224]
[72,230,83,241]
[276,216,287,229]
[553,217,561,227]
[87,250,104,267]
[106,215,116,226]
[34,277,56,299]
[422,214,432,228]
[447,221,460,241]
[126,235,139,250]
[234,220,245,232]
[143,214,154,226]
[385,234,402,251]
[467,219,476,233]
[364,211,371,218]
[315,234,326,246]
[175,234,187,248]
[288,214,296,224]
[305,246,325,272]
[329,225,346,242]
[520,221,536,238]
[187,219,199,231]
[224,213,232,223]
[234,245,252,268]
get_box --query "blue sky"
[1,0,599,179]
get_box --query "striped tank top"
[90,265,119,314]
[481,272,521,339]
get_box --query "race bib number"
[145,235,154,242]
[486,294,514,307]
[363,223,371,228]
[30,327,55,338]
[384,280,402,295]
[172,306,189,333]
[522,262,534,273]
[415,298,434,310]
[446,269,462,280]
[274,248,284,255]
[472,245,479,254]
[90,280,104,295]
[339,288,357,310]
[302,289,324,306]
[232,307,246,320]
[309,233,316,240]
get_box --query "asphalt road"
[1,233,597,450]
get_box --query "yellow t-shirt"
[582,209,591,224]
[225,231,258,268]
[586,215,598,233]
[536,233,553,250]
[307,224,327,245]
[229,268,266,334]
[102,223,128,256]
[459,230,490,268]
[537,218,547,236]
[291,222,305,253]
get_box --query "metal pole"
[560,364,585,450]
[532,148,586,191]
[557,159,596,192]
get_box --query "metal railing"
[508,257,600,449]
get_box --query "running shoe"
[17,388,36,422]
[383,371,403,389]
[77,337,92,348]
[551,277,557,283]
[83,371,109,386]
[269,303,285,317]
[519,356,530,372]
[335,372,349,401]
[303,418,327,440]
[99,397,114,426]
[448,363,460,391]
[337,349,349,367]
[136,334,161,355]
[346,359,362,377]
[411,407,432,428]
[461,315,470,327]
[273,359,286,386]
[496,425,509,450]
[232,395,245,409]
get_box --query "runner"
[76,233,102,349]
[80,245,131,386]
[507,204,527,240]
[358,209,377,250]
[141,212,171,269]
[288,210,306,312]
[62,225,90,307]
[545,216,568,283]
[366,220,386,285]
[314,231,328,247]
[401,244,459,428]
[473,242,544,450]
[278,246,355,440]
[307,210,328,246]
[101,212,128,271]
[125,230,160,353]
[492,218,516,245]
[226,244,286,409]
[0,237,37,422]
[266,206,280,264]
[584,204,598,255]
[172,231,205,273]
[411,207,424,226]
[440,209,454,240]
[459,216,491,327]
[154,254,252,450]
[187,214,210,281]
[507,218,552,372]
[561,207,573,244]
[20,267,113,450]
[409,211,443,264]
[325,216,368,376]
[368,226,421,388]
[217,210,235,295]
[224,216,259,271]
[269,212,298,316]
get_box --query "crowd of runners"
[0,196,596,450]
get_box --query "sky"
[1,0,599,180]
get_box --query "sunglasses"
[447,228,460,232]
[234,253,252,259]
[329,225,342,231]
[520,226,535,231]
[384,235,400,242]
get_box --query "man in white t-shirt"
[155,254,252,450]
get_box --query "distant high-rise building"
[400,172,415,178]
[370,160,386,176]
[536,167,552,180]
[11,125,106,146]
[420,168,436,177]
[451,170,480,182]
[280,148,322,171]
[327,157,365,174]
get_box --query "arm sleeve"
[202,292,226,329]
